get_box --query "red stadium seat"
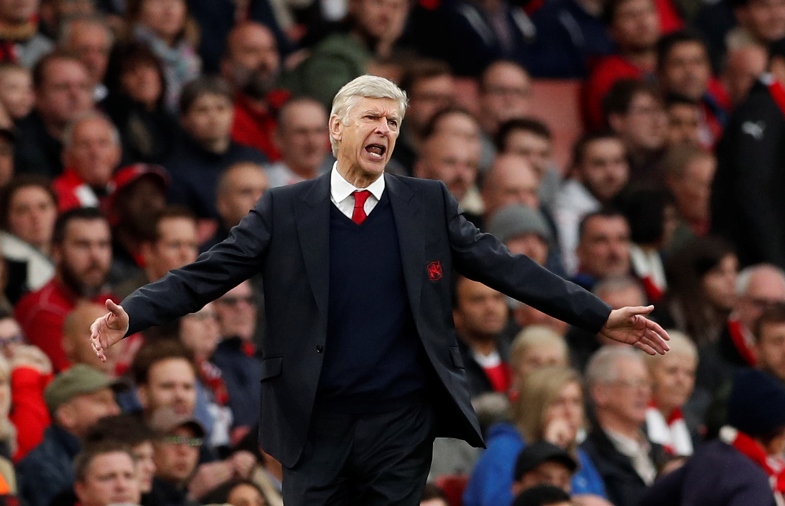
[529,79,584,172]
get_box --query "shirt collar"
[330,163,385,204]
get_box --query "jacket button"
[316,345,324,353]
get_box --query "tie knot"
[353,190,371,208]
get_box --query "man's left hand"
[598,306,670,355]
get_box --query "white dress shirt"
[330,164,385,219]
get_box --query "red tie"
[352,190,371,224]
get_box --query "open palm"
[598,305,670,355]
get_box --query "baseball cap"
[148,406,206,438]
[728,368,785,437]
[44,364,127,413]
[487,204,551,243]
[513,441,578,480]
[111,164,169,195]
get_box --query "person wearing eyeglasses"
[147,407,205,506]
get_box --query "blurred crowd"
[0,0,778,505]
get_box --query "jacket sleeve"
[122,190,274,335]
[441,183,611,333]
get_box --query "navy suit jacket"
[122,172,611,468]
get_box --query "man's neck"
[620,47,657,72]
[336,161,381,188]
[459,331,499,356]
[201,137,231,155]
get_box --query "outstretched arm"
[90,300,129,362]
[599,305,670,355]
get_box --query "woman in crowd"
[659,236,738,345]
[644,331,701,457]
[463,366,607,506]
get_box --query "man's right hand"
[89,299,129,362]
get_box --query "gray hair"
[329,75,408,156]
[63,111,120,149]
[585,345,644,388]
[643,329,697,368]
[592,275,646,303]
[736,263,785,295]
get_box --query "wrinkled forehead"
[348,96,404,119]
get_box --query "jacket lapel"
[295,173,331,323]
[386,175,425,323]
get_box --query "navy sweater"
[317,193,428,412]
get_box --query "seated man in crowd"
[17,365,123,506]
[15,208,115,372]
[480,155,542,232]
[512,442,578,496]
[73,441,141,506]
[63,303,122,377]
[572,211,633,292]
[581,346,667,506]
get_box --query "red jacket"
[10,366,52,463]
[230,90,290,162]
[51,169,110,213]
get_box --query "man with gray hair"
[51,111,121,212]
[58,15,113,102]
[90,75,670,505]
[581,346,667,506]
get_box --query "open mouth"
[365,144,386,160]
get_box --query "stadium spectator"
[0,0,53,68]
[58,15,113,102]
[663,94,702,146]
[52,112,122,212]
[487,204,551,268]
[73,442,141,506]
[554,132,629,274]
[147,407,204,506]
[62,303,122,377]
[266,98,331,188]
[726,0,785,51]
[572,210,632,292]
[481,154,541,225]
[0,175,56,303]
[125,0,201,112]
[14,52,94,178]
[424,107,483,148]
[508,326,569,390]
[102,42,178,165]
[0,63,33,122]
[16,365,123,506]
[419,483,448,506]
[165,76,266,219]
[511,442,577,495]
[478,61,532,152]
[200,479,268,506]
[721,44,767,107]
[512,485,573,506]
[221,22,289,162]
[14,208,114,372]
[581,346,667,506]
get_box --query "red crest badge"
[427,261,443,281]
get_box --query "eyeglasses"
[217,295,255,306]
[161,436,203,447]
[0,333,24,347]
[608,379,651,390]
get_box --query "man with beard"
[572,210,633,292]
[14,207,115,372]
[221,21,290,162]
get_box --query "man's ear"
[137,385,149,410]
[329,115,343,147]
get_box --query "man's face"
[223,23,280,97]
[215,282,257,341]
[612,92,668,153]
[430,111,481,144]
[64,22,112,86]
[667,154,715,223]
[36,59,94,127]
[7,185,57,250]
[578,138,629,203]
[666,103,702,146]
[737,0,785,43]
[660,42,711,100]
[131,441,156,494]
[179,303,221,360]
[736,269,785,331]
[139,358,196,416]
[649,352,697,412]
[115,177,168,233]
[479,63,531,133]
[352,0,409,43]
[61,388,121,437]
[0,0,38,24]
[153,426,200,484]
[216,164,268,228]
[64,117,121,186]
[453,278,508,341]
[595,357,651,427]
[75,452,140,506]
[146,217,199,281]
[277,102,329,175]
[406,74,455,134]
[756,322,785,382]
[506,233,549,266]
[483,156,540,216]
[138,0,186,42]
[415,133,480,202]
[0,68,34,119]
[516,344,567,380]
[576,216,631,278]
[517,461,573,494]
[330,97,401,181]
[55,218,112,294]
[610,0,660,50]
[181,93,234,147]
[503,130,552,179]
[724,46,768,105]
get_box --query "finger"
[106,299,123,316]
[646,319,671,342]
[626,305,655,316]
[633,340,657,355]
[644,331,669,354]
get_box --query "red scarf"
[767,77,785,119]
[645,403,693,456]
[198,359,229,406]
[727,319,757,366]
[721,426,785,494]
